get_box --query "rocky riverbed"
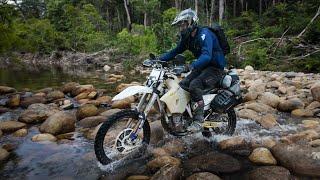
[0,65,320,179]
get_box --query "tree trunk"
[259,0,262,17]
[175,0,181,10]
[144,0,147,29]
[233,0,237,17]
[123,0,132,31]
[273,0,276,6]
[195,0,199,14]
[206,0,209,25]
[240,0,244,12]
[219,0,224,24]
[210,0,215,26]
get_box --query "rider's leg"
[179,69,201,91]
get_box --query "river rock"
[31,133,57,142]
[249,147,277,165]
[311,82,320,102]
[61,82,80,94]
[40,111,76,135]
[20,96,46,108]
[150,164,181,180]
[0,107,10,114]
[309,139,320,147]
[147,156,181,170]
[0,148,10,162]
[150,121,164,145]
[7,94,20,108]
[13,128,28,137]
[245,65,254,71]
[0,130,2,138]
[96,96,112,104]
[243,91,258,102]
[267,80,282,88]
[126,175,150,180]
[251,137,276,149]
[19,103,59,123]
[219,136,246,150]
[100,109,121,119]
[278,86,287,94]
[78,116,106,128]
[186,172,222,180]
[291,108,314,117]
[259,114,278,129]
[306,101,320,110]
[111,96,135,109]
[46,90,65,101]
[36,87,53,94]
[302,119,319,128]
[248,82,266,94]
[162,139,185,155]
[280,130,319,144]
[103,65,111,72]
[271,143,320,177]
[260,92,280,108]
[116,82,142,93]
[245,102,276,113]
[0,121,26,133]
[87,91,97,99]
[71,85,94,97]
[151,148,170,158]
[237,109,260,121]
[75,92,89,100]
[183,152,241,175]
[247,166,291,180]
[0,86,16,95]
[76,104,98,120]
[278,98,305,112]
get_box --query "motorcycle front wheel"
[94,109,150,165]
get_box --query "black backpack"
[205,23,230,55]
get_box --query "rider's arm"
[159,39,186,61]
[191,29,226,70]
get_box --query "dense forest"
[0,0,319,72]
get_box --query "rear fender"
[112,86,153,101]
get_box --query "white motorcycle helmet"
[172,8,199,41]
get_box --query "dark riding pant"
[179,66,225,102]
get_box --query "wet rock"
[20,96,46,108]
[245,65,254,71]
[76,104,98,120]
[243,91,258,102]
[71,85,94,97]
[100,109,121,118]
[0,148,10,162]
[278,98,305,112]
[251,137,276,149]
[87,91,97,99]
[0,86,16,95]
[162,139,185,155]
[260,92,280,108]
[247,166,291,180]
[78,116,106,128]
[31,133,57,142]
[183,152,241,175]
[0,107,10,114]
[61,82,80,94]
[278,86,287,94]
[127,175,150,180]
[280,130,319,144]
[0,130,2,138]
[219,136,246,150]
[0,121,26,133]
[271,143,320,177]
[151,165,182,180]
[13,128,28,137]
[2,143,17,152]
[78,99,90,104]
[302,119,320,128]
[19,103,59,123]
[291,109,314,117]
[311,82,320,102]
[245,102,276,113]
[7,94,20,108]
[186,172,222,180]
[309,139,320,147]
[75,92,89,100]
[259,114,278,129]
[40,111,76,135]
[116,82,142,93]
[147,156,181,170]
[151,148,170,158]
[111,96,135,109]
[47,90,65,101]
[249,147,277,165]
[96,96,112,104]
[237,109,260,121]
[56,132,75,140]
[150,121,164,145]
[306,101,320,110]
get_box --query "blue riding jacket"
[159,27,226,70]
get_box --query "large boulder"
[260,92,280,108]
[183,152,241,175]
[259,114,278,129]
[111,96,135,109]
[78,116,106,128]
[31,133,57,142]
[0,121,26,133]
[0,86,16,95]
[7,94,20,108]
[151,165,182,180]
[61,82,80,94]
[0,148,10,161]
[278,98,305,112]
[311,82,320,102]
[19,103,59,123]
[20,96,46,108]
[243,91,258,102]
[280,130,319,144]
[219,136,246,150]
[147,156,181,170]
[13,128,28,137]
[40,111,76,135]
[96,96,112,104]
[76,104,98,120]
[245,102,276,113]
[271,143,320,177]
[291,108,314,117]
[247,166,291,180]
[71,85,94,97]
[249,147,277,165]
[237,109,260,121]
[100,109,121,119]
[46,90,65,101]
[186,172,222,180]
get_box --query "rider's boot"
[188,100,204,132]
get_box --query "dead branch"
[297,5,320,38]
[283,49,320,61]
[237,38,267,60]
[272,27,291,55]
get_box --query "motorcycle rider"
[159,8,226,131]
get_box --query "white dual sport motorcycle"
[94,54,242,165]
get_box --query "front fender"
[112,85,153,101]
